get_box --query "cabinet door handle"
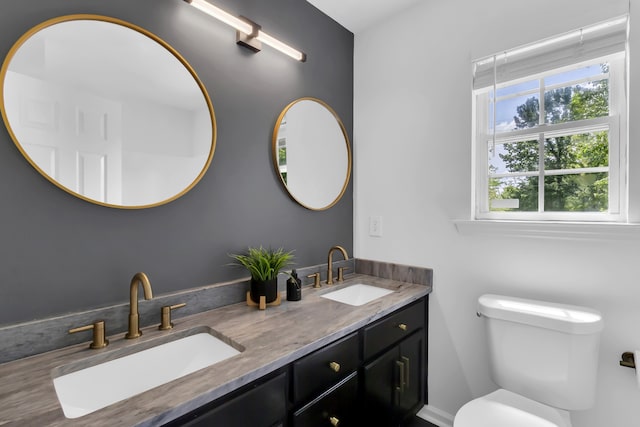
[401,356,410,388]
[329,361,341,373]
[394,360,403,405]
[329,415,340,426]
[398,323,408,331]
[396,360,406,393]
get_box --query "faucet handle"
[307,272,321,288]
[69,320,109,349]
[159,303,186,330]
[337,267,350,282]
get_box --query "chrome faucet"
[125,272,153,339]
[327,245,349,285]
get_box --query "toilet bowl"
[453,294,603,427]
[454,389,571,427]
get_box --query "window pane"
[489,176,539,212]
[544,131,608,171]
[489,140,539,173]
[544,173,608,211]
[494,93,539,131]
[544,70,609,124]
[544,63,607,87]
[496,79,538,98]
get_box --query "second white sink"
[53,328,242,419]
[321,283,393,306]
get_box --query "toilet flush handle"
[620,352,636,369]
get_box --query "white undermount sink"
[320,283,393,306]
[52,328,242,419]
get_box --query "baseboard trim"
[416,404,454,427]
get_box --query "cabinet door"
[362,331,424,425]
[361,345,401,426]
[292,372,358,427]
[397,331,423,417]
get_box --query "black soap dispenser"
[287,269,302,301]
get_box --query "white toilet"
[454,294,604,427]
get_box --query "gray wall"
[0,0,353,325]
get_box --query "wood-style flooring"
[402,416,439,427]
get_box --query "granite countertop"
[0,274,430,426]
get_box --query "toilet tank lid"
[478,294,603,334]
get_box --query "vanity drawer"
[292,372,358,427]
[362,299,425,360]
[292,332,359,404]
[165,371,287,427]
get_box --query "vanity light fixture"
[183,0,307,62]
[255,30,306,62]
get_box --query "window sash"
[474,55,625,221]
[490,167,609,179]
[483,116,611,142]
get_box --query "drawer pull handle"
[329,416,340,426]
[329,361,341,372]
[398,323,408,331]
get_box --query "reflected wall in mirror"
[273,98,351,210]
[0,15,216,208]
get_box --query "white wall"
[121,99,210,205]
[354,1,640,425]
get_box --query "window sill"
[453,219,640,240]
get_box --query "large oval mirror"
[273,98,351,210]
[0,15,216,208]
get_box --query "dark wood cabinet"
[163,370,287,427]
[292,372,359,427]
[396,332,423,415]
[362,331,424,425]
[292,332,359,405]
[362,341,402,425]
[293,298,426,427]
[291,332,360,426]
[165,297,427,427]
[362,298,425,360]
[361,299,426,426]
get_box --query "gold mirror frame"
[272,97,351,211]
[0,14,217,209]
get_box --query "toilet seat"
[454,389,571,427]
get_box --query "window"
[473,16,628,222]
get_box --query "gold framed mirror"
[0,15,216,208]
[272,97,351,210]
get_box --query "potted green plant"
[229,246,294,304]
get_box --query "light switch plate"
[369,216,383,237]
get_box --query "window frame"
[473,53,627,222]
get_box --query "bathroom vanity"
[0,274,430,426]
[167,298,426,427]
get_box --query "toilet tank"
[478,294,603,410]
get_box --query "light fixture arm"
[236,16,262,53]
